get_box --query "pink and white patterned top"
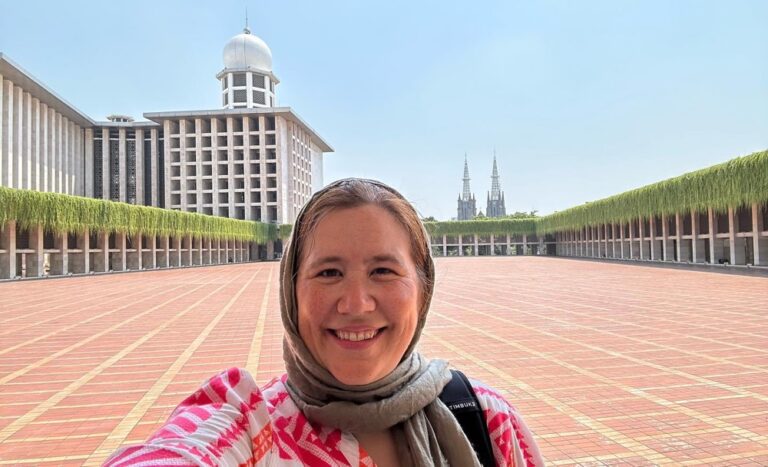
[105,368,543,467]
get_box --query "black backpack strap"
[439,369,496,467]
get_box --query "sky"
[1,1,766,220]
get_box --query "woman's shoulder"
[104,368,297,466]
[465,376,545,467]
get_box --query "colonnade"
[430,233,554,257]
[0,220,275,280]
[553,203,768,267]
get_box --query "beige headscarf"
[280,178,482,467]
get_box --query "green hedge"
[536,150,768,233]
[0,187,277,242]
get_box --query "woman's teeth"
[334,329,379,341]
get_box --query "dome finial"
[244,7,251,34]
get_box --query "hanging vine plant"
[536,150,768,234]
[278,223,293,240]
[424,218,538,236]
[0,187,275,242]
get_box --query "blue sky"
[2,1,766,220]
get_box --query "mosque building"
[0,26,332,225]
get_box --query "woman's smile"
[328,327,386,349]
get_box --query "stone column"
[111,232,126,271]
[674,213,682,262]
[458,235,463,256]
[173,236,183,267]
[49,231,68,276]
[577,229,582,256]
[490,235,495,256]
[692,211,706,263]
[442,235,447,256]
[571,230,575,256]
[127,234,142,270]
[28,225,44,277]
[265,240,274,261]
[0,221,17,280]
[69,228,89,274]
[727,207,737,265]
[157,236,169,268]
[649,217,657,261]
[506,234,511,256]
[93,231,109,273]
[595,226,600,257]
[661,215,670,261]
[195,237,203,265]
[142,235,157,269]
[708,208,717,264]
[619,224,626,259]
[186,235,194,266]
[609,224,615,258]
[638,219,645,260]
[673,213,684,262]
[753,203,765,266]
[473,234,478,256]
[523,234,528,256]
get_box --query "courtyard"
[0,257,767,465]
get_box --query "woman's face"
[296,204,422,386]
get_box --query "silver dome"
[222,28,272,71]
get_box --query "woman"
[106,178,543,466]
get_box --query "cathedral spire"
[462,153,472,201]
[457,154,477,220]
[490,152,501,201]
[486,150,506,217]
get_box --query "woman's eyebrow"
[306,256,343,268]
[370,254,404,265]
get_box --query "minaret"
[457,154,477,220]
[486,152,506,217]
[217,21,279,109]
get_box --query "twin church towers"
[457,154,506,220]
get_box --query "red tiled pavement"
[1,257,767,465]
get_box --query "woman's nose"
[337,278,376,314]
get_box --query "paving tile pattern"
[0,258,766,465]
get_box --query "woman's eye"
[372,267,394,276]
[318,269,341,278]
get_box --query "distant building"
[486,155,506,217]
[0,25,332,224]
[457,155,476,220]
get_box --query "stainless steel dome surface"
[222,28,272,71]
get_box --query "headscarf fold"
[280,178,482,467]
